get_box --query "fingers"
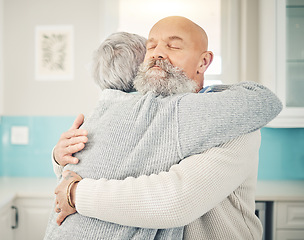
[60,130,88,142]
[69,114,85,130]
[56,211,67,226]
[55,138,86,166]
[54,150,80,166]
[55,205,61,213]
[55,197,77,225]
[59,132,88,151]
[59,141,83,154]
[56,209,76,226]
[54,117,87,166]
[61,143,84,164]
[57,135,87,154]
[64,138,87,151]
[62,155,80,165]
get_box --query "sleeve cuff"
[52,146,63,177]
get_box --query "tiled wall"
[258,127,304,179]
[0,116,304,179]
[0,116,75,177]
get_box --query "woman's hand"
[53,114,88,166]
[54,170,82,225]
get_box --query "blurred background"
[0,0,303,179]
[0,1,303,239]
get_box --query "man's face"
[144,17,207,91]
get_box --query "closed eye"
[168,44,181,49]
[147,45,156,50]
[146,42,157,50]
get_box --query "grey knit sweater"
[44,82,282,240]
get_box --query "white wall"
[99,0,119,41]
[0,0,4,115]
[239,0,259,83]
[1,0,260,116]
[2,0,104,116]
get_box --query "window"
[117,0,222,86]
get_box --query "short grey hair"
[91,32,147,92]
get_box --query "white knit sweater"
[77,131,263,239]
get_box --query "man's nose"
[151,45,167,60]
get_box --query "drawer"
[276,230,304,240]
[276,202,304,229]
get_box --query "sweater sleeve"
[76,130,261,229]
[176,81,282,158]
[51,147,63,179]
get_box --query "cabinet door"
[259,0,304,127]
[276,0,304,127]
[0,202,14,240]
[277,202,304,229]
[13,197,54,240]
[285,3,304,109]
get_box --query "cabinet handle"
[11,206,18,229]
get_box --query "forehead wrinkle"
[146,36,183,46]
[168,36,183,42]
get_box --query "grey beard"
[134,59,197,96]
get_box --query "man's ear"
[197,51,214,74]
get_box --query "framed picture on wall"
[35,25,74,81]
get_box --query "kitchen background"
[0,0,304,180]
[2,1,304,239]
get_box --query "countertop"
[0,177,57,208]
[1,178,304,208]
[255,180,304,201]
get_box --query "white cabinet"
[273,201,304,240]
[0,196,54,240]
[0,200,14,240]
[259,0,304,127]
[13,196,54,240]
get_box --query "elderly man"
[48,16,281,240]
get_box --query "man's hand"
[54,170,82,225]
[53,114,88,166]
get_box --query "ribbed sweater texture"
[45,82,282,240]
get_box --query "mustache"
[143,59,174,73]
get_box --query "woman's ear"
[197,51,214,74]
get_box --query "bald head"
[144,16,213,91]
[150,16,209,52]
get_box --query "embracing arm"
[75,130,261,229]
[52,82,281,170]
[177,81,282,158]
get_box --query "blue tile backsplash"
[258,127,304,180]
[0,116,75,177]
[0,116,304,179]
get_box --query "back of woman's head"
[92,32,147,91]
